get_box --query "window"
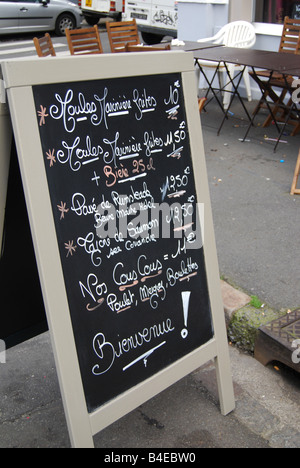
[255,0,300,24]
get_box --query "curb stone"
[221,280,251,326]
[221,280,287,354]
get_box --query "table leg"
[273,98,300,152]
[217,63,252,136]
[195,59,227,116]
[242,68,282,146]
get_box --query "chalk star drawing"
[64,240,77,257]
[46,149,56,167]
[57,201,69,220]
[37,105,49,126]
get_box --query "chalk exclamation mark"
[181,291,191,339]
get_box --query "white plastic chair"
[196,21,256,109]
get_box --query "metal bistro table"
[193,47,278,134]
[193,46,300,146]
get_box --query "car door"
[0,0,20,34]
[18,0,55,32]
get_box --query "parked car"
[0,0,82,36]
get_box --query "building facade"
[179,0,300,49]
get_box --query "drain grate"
[254,309,300,373]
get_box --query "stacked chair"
[33,33,56,57]
[250,17,300,136]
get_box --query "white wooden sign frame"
[1,52,235,448]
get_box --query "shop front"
[178,0,299,49]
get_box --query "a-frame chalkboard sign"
[2,51,235,448]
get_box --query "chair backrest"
[207,21,256,49]
[125,43,171,52]
[33,33,56,57]
[279,17,300,54]
[106,19,140,53]
[221,21,256,48]
[66,26,103,55]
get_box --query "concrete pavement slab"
[1,331,299,448]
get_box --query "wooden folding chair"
[66,26,103,55]
[33,33,56,57]
[250,17,300,135]
[251,17,300,82]
[198,97,207,113]
[291,148,300,195]
[106,19,140,53]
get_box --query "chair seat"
[125,44,170,52]
[268,75,295,88]
[198,58,248,72]
[196,59,226,69]
[250,70,295,85]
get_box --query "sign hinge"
[0,80,6,104]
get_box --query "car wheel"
[85,15,101,25]
[55,13,76,36]
[141,32,164,45]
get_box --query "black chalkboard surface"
[32,72,213,413]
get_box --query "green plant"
[250,295,263,309]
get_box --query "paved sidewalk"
[0,329,299,448]
[202,99,300,313]
[201,99,300,356]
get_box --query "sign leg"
[0,103,12,251]
[214,351,235,416]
